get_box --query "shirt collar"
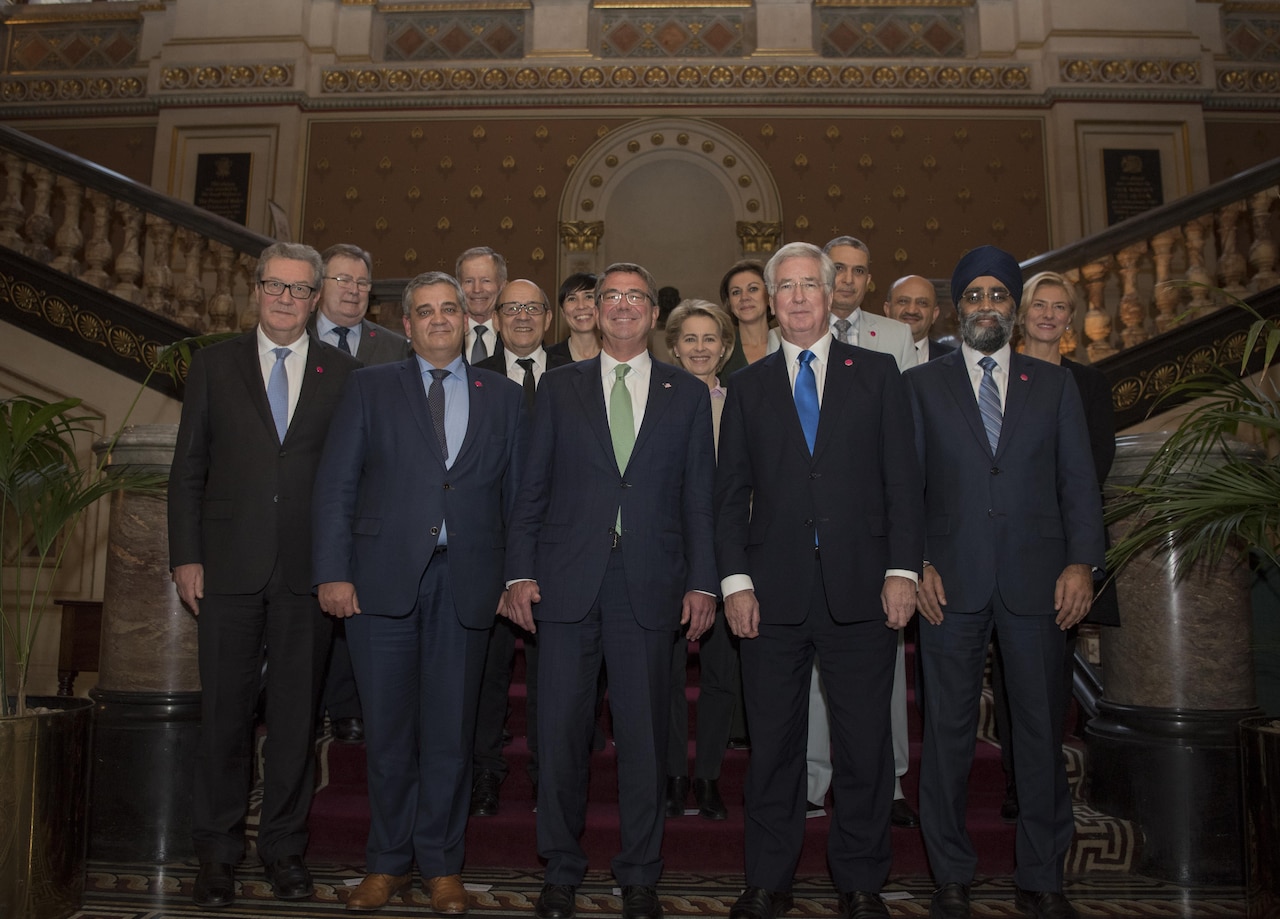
[600,348,652,380]
[257,326,308,356]
[778,331,834,368]
[316,312,358,339]
[415,352,467,377]
[961,341,1013,373]
[507,346,547,370]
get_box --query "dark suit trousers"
[918,592,1073,892]
[666,604,741,780]
[321,620,362,721]
[193,564,331,865]
[346,551,489,877]
[474,616,540,783]
[740,559,896,893]
[537,550,674,887]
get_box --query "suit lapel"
[760,350,812,464]
[997,354,1035,462]
[397,356,448,466]
[570,358,616,465]
[631,361,676,460]
[813,344,857,464]
[454,363,486,465]
[236,332,280,440]
[939,351,994,458]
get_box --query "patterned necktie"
[428,368,449,460]
[267,347,290,441]
[833,318,852,345]
[471,325,489,364]
[334,325,352,354]
[795,350,819,454]
[516,357,536,411]
[609,364,634,532]
[978,355,1003,454]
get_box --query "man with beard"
[902,246,1104,919]
[882,275,954,366]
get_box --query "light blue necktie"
[267,346,290,441]
[610,364,634,532]
[795,350,819,454]
[978,355,1003,454]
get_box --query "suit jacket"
[168,331,359,595]
[475,349,573,380]
[903,349,1105,614]
[852,310,916,372]
[1061,356,1115,486]
[715,340,924,622]
[311,358,524,626]
[307,315,409,366]
[924,338,956,362]
[505,355,718,628]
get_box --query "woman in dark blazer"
[545,272,601,363]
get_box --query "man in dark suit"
[457,246,507,364]
[904,246,1105,919]
[471,278,572,816]
[883,274,956,367]
[312,271,523,914]
[503,262,718,919]
[715,242,924,919]
[309,242,409,746]
[168,242,360,909]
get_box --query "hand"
[724,589,760,639]
[173,563,204,616]
[318,581,361,618]
[916,564,946,625]
[681,591,717,642]
[1054,563,1094,629]
[504,580,540,633]
[881,575,917,630]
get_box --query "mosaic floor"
[74,862,1247,918]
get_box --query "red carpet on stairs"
[308,638,1022,877]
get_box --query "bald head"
[884,275,939,343]
[494,278,552,357]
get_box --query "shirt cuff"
[886,568,919,585]
[721,574,754,597]
[505,578,534,589]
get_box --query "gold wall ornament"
[159,62,294,91]
[795,215,810,230]
[991,218,1007,234]
[858,153,873,170]
[560,221,605,252]
[313,218,326,232]
[925,217,940,233]
[605,155,619,168]
[677,133,690,145]
[651,133,665,145]
[921,154,937,173]
[566,154,579,167]
[827,184,842,201]
[702,140,716,152]
[738,175,752,187]
[375,217,389,231]
[404,248,417,263]
[472,125,486,140]
[826,125,841,141]
[407,185,421,201]
[410,126,424,141]
[349,127,363,142]
[533,185,547,200]
[378,156,392,172]
[316,158,330,172]
[469,185,484,200]
[746,199,760,213]
[889,125,904,141]
[597,125,610,138]
[437,216,451,231]
[627,140,641,153]
[987,158,1004,176]
[956,187,971,205]
[439,156,454,171]
[580,199,594,211]
[532,247,545,263]
[1021,189,1040,206]
[894,248,908,264]
[589,175,603,187]
[723,155,737,167]
[892,185,906,201]
[535,125,549,140]
[502,154,516,170]
[793,153,809,169]
[500,216,514,230]
[345,186,359,201]
[736,221,782,253]
[760,124,774,139]
[953,127,969,144]
[861,215,875,231]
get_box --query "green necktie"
[610,363,634,531]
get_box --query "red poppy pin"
[869,330,877,337]
[844,359,853,366]
[1020,373,1029,381]
[663,382,672,389]
[316,366,324,373]
[474,380,483,388]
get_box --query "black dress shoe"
[192,861,235,909]
[621,885,662,919]
[929,883,971,919]
[729,886,794,919]
[332,716,365,744]
[265,855,313,900]
[890,798,919,828]
[664,776,689,817]
[1001,783,1020,823]
[534,883,577,919]
[693,777,727,820]
[838,890,889,919]
[471,769,501,816]
[1014,887,1078,919]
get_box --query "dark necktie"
[978,355,1003,454]
[834,318,852,344]
[795,349,819,454]
[516,357,536,410]
[471,326,489,364]
[428,368,449,460]
[267,347,290,441]
[334,325,352,354]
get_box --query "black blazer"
[307,314,409,366]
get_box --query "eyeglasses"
[498,301,548,316]
[599,289,653,307]
[325,275,373,291]
[774,280,823,297]
[961,288,1011,306]
[259,279,317,299]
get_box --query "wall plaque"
[193,152,251,225]
[1103,148,1164,226]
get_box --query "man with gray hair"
[457,246,508,364]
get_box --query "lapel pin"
[1020,373,1028,381]
[474,380,484,387]
[316,366,324,373]
[844,358,853,366]
[663,381,672,389]
[869,330,877,337]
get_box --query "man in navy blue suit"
[904,246,1104,919]
[503,262,718,919]
[715,242,924,919]
[312,271,523,914]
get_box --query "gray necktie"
[834,318,852,344]
[978,356,1002,454]
[471,326,489,364]
[267,347,290,441]
[428,368,449,459]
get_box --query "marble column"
[1087,432,1262,884]
[89,423,200,861]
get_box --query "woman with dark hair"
[546,272,601,362]
[718,260,777,376]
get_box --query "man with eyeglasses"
[457,246,508,364]
[503,263,718,919]
[309,243,409,748]
[883,275,955,366]
[169,242,360,909]
[470,279,573,817]
[714,242,923,919]
[903,246,1104,919]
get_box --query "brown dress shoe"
[426,874,469,915]
[346,873,411,911]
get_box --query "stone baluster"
[173,229,207,330]
[206,241,238,332]
[1183,215,1215,318]
[23,164,55,263]
[238,253,260,330]
[1151,227,1184,334]
[1081,257,1116,361]
[112,202,144,304]
[1116,241,1150,350]
[143,214,176,318]
[0,153,26,251]
[1247,186,1277,293]
[1060,268,1082,359]
[50,175,85,276]
[1216,200,1248,299]
[80,189,114,290]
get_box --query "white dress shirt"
[599,348,651,437]
[960,341,1012,411]
[502,346,549,387]
[256,327,307,428]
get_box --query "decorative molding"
[559,220,605,252]
[159,63,295,91]
[1059,58,1201,85]
[818,7,967,58]
[0,75,147,104]
[598,9,749,58]
[594,1,750,7]
[2,10,142,26]
[1216,66,1280,92]
[816,0,972,5]
[736,220,782,253]
[378,1,530,9]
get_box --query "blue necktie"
[267,347,290,441]
[795,350,819,454]
[978,355,1003,454]
[334,325,352,354]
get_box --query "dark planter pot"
[1243,715,1280,919]
[0,696,94,919]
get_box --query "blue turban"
[950,245,1023,307]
